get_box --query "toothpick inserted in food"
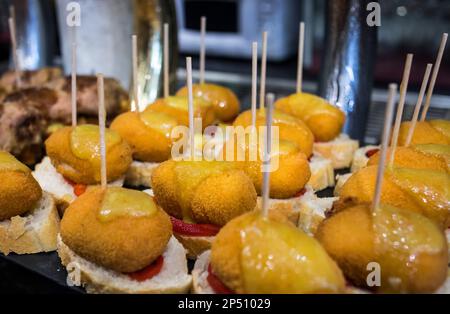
[97,74,107,189]
[8,16,21,88]
[372,83,397,212]
[296,22,305,94]
[186,57,195,159]
[163,23,169,98]
[406,63,433,146]
[251,42,258,128]
[199,16,206,85]
[259,32,268,110]
[132,35,139,112]
[261,93,275,218]
[71,41,77,127]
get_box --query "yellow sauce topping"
[429,120,450,139]
[70,125,121,161]
[173,160,237,222]
[98,187,157,222]
[0,151,30,172]
[237,212,344,293]
[165,96,210,112]
[140,110,179,138]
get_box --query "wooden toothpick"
[163,23,169,98]
[259,32,268,110]
[251,42,258,128]
[420,33,448,121]
[97,74,107,189]
[199,16,206,85]
[372,84,397,212]
[296,22,305,94]
[388,53,413,167]
[71,40,77,127]
[132,35,139,112]
[405,63,433,146]
[186,57,195,159]
[8,15,21,88]
[261,93,275,218]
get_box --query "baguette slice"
[350,145,379,172]
[0,192,59,255]
[308,154,335,191]
[57,235,192,294]
[124,161,160,188]
[334,173,352,196]
[313,134,359,169]
[33,157,124,212]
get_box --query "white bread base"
[313,134,359,169]
[57,235,192,294]
[334,173,352,196]
[0,192,59,255]
[308,154,335,191]
[350,145,379,173]
[125,160,160,188]
[192,251,215,294]
[33,157,124,212]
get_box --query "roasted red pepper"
[127,256,164,282]
[170,216,221,237]
[207,264,234,294]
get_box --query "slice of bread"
[192,250,215,294]
[314,134,359,169]
[57,235,192,294]
[334,173,352,196]
[296,193,337,235]
[351,145,379,173]
[33,157,124,212]
[0,192,59,255]
[308,154,335,191]
[125,161,161,188]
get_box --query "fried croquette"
[151,160,257,226]
[367,146,449,172]
[335,165,450,228]
[45,126,132,185]
[397,120,450,146]
[210,211,346,293]
[60,187,172,273]
[233,109,314,157]
[177,83,240,122]
[0,169,42,220]
[274,93,345,142]
[110,111,174,162]
[316,204,448,293]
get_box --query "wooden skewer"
[199,16,206,85]
[259,32,268,110]
[405,63,433,147]
[420,33,448,121]
[372,83,397,212]
[8,16,21,88]
[132,35,139,112]
[296,22,305,94]
[388,53,413,167]
[71,40,77,127]
[186,57,195,159]
[251,42,258,128]
[97,74,107,189]
[261,93,275,218]
[163,23,169,98]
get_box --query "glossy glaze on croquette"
[45,127,132,185]
[397,121,450,146]
[60,187,172,273]
[0,170,42,220]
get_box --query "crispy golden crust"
[60,187,172,273]
[274,93,345,142]
[245,152,311,199]
[151,160,257,225]
[45,127,132,184]
[177,84,240,122]
[0,170,42,220]
[367,146,449,172]
[335,166,423,214]
[316,204,448,293]
[233,110,314,157]
[191,170,257,226]
[111,112,172,162]
[398,121,450,146]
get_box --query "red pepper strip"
[365,148,379,158]
[207,264,235,294]
[294,188,307,198]
[170,216,221,237]
[63,177,87,197]
[127,256,164,282]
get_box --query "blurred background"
[0,0,449,144]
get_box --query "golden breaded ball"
[0,170,42,220]
[233,109,314,157]
[275,93,345,142]
[367,146,449,173]
[191,170,257,226]
[397,121,450,146]
[60,187,172,273]
[110,111,173,162]
[45,127,132,185]
[316,204,448,293]
[177,83,240,122]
